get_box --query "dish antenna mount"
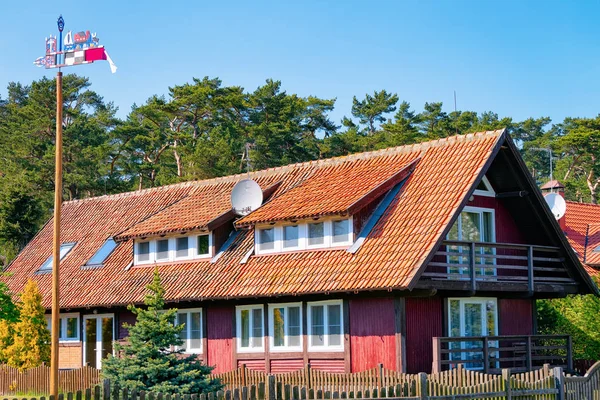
[231,179,263,216]
[544,192,566,220]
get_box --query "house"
[3,129,597,375]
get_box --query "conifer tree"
[102,269,222,394]
[4,280,50,370]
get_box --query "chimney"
[541,180,566,231]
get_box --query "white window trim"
[133,233,213,266]
[83,313,114,369]
[256,217,354,255]
[307,300,344,352]
[473,176,495,198]
[46,312,80,342]
[447,297,498,338]
[236,305,265,353]
[175,308,203,354]
[268,302,303,352]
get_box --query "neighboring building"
[3,130,597,374]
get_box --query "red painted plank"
[310,359,345,372]
[117,310,136,340]
[270,359,304,373]
[405,297,443,374]
[238,359,266,371]
[349,297,396,372]
[499,298,533,335]
[207,306,234,373]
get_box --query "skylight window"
[38,242,76,272]
[86,238,118,266]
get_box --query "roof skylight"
[38,242,76,272]
[85,238,118,266]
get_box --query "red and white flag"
[85,47,117,73]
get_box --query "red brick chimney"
[541,180,566,231]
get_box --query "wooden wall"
[499,298,534,335]
[206,306,234,373]
[405,297,443,374]
[468,196,527,244]
[349,297,396,372]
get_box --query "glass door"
[84,314,114,369]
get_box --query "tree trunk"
[174,140,183,177]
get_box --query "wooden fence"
[564,360,600,400]
[0,365,100,395]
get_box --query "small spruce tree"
[102,269,222,394]
[4,280,50,370]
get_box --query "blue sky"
[1,0,599,126]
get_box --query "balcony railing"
[420,241,577,293]
[432,335,573,374]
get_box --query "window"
[283,225,299,249]
[259,228,275,251]
[308,300,343,351]
[236,305,264,352]
[39,242,76,272]
[156,239,170,260]
[137,241,151,263]
[197,235,210,256]
[176,237,189,258]
[45,312,80,342]
[332,220,351,244]
[269,303,302,351]
[473,176,495,197]
[307,222,325,246]
[86,238,118,266]
[175,308,202,353]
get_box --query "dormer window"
[255,218,353,255]
[85,238,118,267]
[134,233,212,266]
[38,242,76,272]
[474,176,495,197]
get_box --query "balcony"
[432,334,573,374]
[418,240,578,294]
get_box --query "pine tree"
[4,280,50,370]
[102,269,222,394]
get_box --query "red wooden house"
[3,130,597,374]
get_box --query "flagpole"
[50,15,64,400]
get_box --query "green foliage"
[102,269,222,394]
[3,280,50,370]
[537,295,600,360]
[0,273,19,323]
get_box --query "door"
[84,314,114,369]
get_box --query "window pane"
[311,306,324,346]
[87,238,118,265]
[462,212,482,242]
[198,235,209,256]
[176,237,189,258]
[40,243,76,271]
[177,313,187,350]
[273,308,285,347]
[66,317,78,339]
[252,308,263,348]
[138,242,150,262]
[464,303,483,336]
[332,220,350,243]
[288,307,301,347]
[328,305,341,346]
[486,300,497,335]
[449,300,461,337]
[190,312,202,349]
[241,309,250,348]
[260,229,275,250]
[283,225,299,248]
[156,239,169,260]
[308,223,324,246]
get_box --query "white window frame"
[255,217,353,255]
[133,233,213,266]
[236,305,265,353]
[175,308,203,354]
[83,313,114,369]
[307,300,344,352]
[473,176,495,197]
[45,312,80,342]
[447,297,498,337]
[268,302,303,352]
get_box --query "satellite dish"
[544,192,567,220]
[231,179,263,216]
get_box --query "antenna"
[231,179,263,216]
[240,143,255,174]
[544,192,566,220]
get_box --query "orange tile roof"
[4,130,510,308]
[565,201,600,274]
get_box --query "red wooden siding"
[349,298,396,372]
[405,297,443,374]
[238,359,266,371]
[270,359,304,373]
[206,306,234,373]
[499,298,533,335]
[469,196,527,244]
[310,359,345,372]
[117,310,136,340]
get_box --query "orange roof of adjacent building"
[7,129,590,308]
[564,200,600,276]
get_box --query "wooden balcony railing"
[432,334,573,374]
[420,241,577,293]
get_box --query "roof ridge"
[64,129,506,205]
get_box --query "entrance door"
[84,314,114,369]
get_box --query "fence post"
[268,375,276,400]
[418,372,427,400]
[566,336,573,373]
[483,337,489,374]
[502,369,511,400]
[526,336,532,371]
[378,363,383,391]
[432,337,441,374]
[306,363,312,390]
[242,364,247,387]
[553,367,565,400]
[103,380,110,400]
